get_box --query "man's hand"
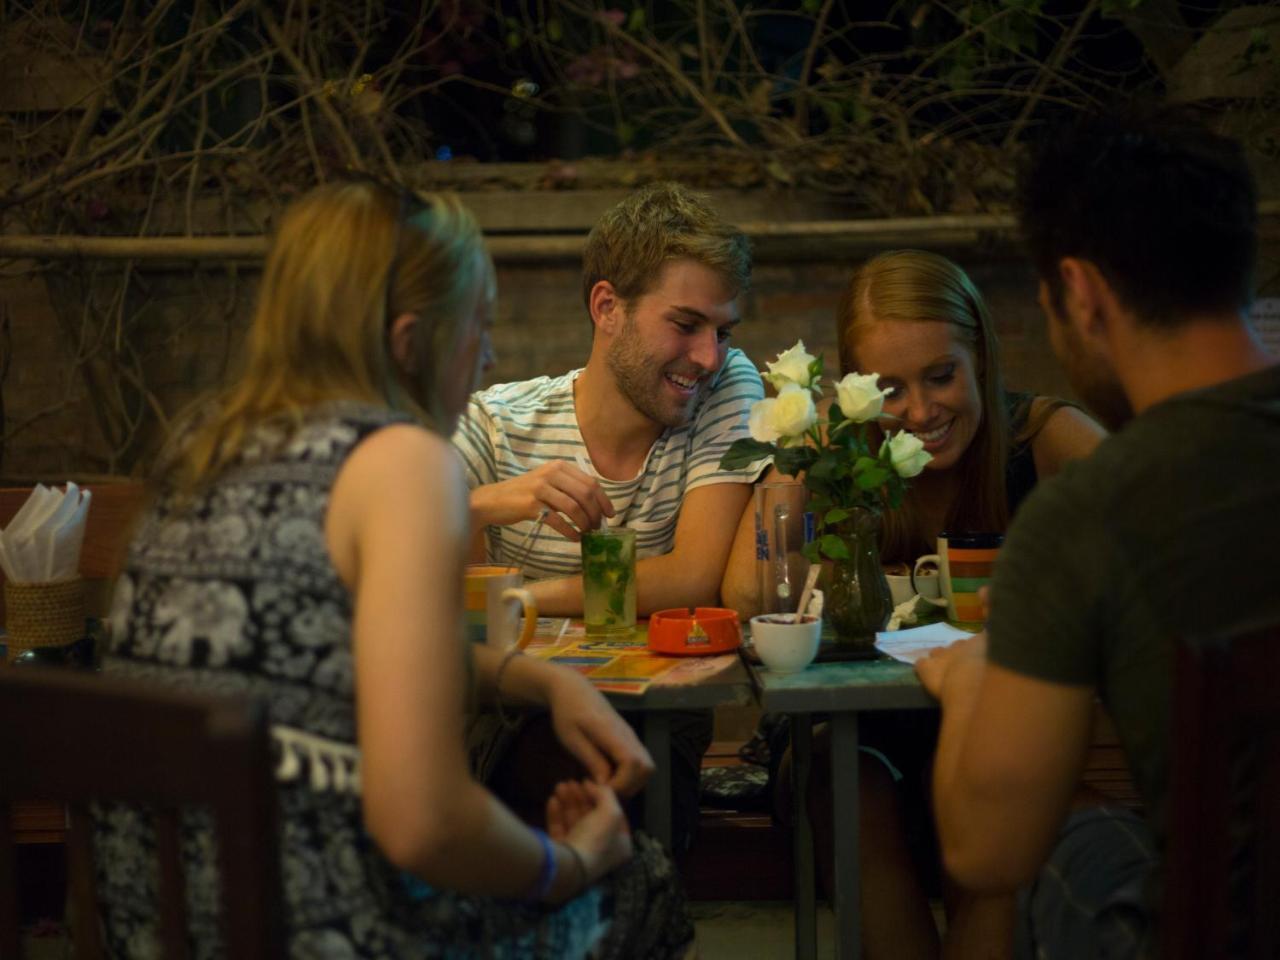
[915,631,988,699]
[471,461,614,540]
[545,669,654,796]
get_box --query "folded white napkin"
[0,483,92,583]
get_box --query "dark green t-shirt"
[987,362,1280,850]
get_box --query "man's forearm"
[528,573,585,617]
[527,550,724,618]
[633,552,722,613]
[931,655,987,859]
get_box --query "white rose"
[748,397,782,442]
[771,383,818,438]
[881,430,932,478]
[748,384,817,442]
[835,372,887,423]
[763,340,818,391]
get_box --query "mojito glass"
[581,527,637,638]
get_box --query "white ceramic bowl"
[749,614,822,674]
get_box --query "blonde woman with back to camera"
[97,181,694,958]
[723,249,1104,959]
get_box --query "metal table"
[757,656,937,960]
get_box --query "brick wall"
[2,191,1276,480]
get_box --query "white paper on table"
[875,621,976,664]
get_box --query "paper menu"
[874,621,976,664]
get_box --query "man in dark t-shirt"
[916,109,1277,959]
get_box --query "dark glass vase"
[824,509,893,650]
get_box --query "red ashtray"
[647,607,742,656]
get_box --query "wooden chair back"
[0,666,285,959]
[1163,622,1280,959]
[0,482,147,623]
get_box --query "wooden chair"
[1163,622,1280,960]
[1,482,147,846]
[0,666,285,959]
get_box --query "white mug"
[464,564,538,649]
[886,561,945,608]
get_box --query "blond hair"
[838,250,1018,564]
[581,182,751,314]
[166,181,491,492]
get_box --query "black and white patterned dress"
[97,402,693,959]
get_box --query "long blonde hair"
[166,181,491,492]
[838,250,1016,564]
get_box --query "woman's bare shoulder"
[1029,398,1106,478]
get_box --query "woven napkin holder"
[4,577,86,655]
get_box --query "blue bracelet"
[526,827,557,901]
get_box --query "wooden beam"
[0,205,1274,264]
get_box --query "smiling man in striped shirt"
[453,181,768,615]
[452,182,769,854]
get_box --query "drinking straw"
[510,508,549,574]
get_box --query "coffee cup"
[913,533,1002,625]
[464,564,537,649]
[750,614,822,674]
[885,559,945,608]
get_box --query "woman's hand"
[546,668,654,796]
[546,779,633,891]
[471,461,615,540]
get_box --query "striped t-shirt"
[451,347,768,580]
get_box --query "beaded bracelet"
[494,646,522,729]
[526,827,557,901]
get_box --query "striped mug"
[913,533,1003,626]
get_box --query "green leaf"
[547,18,563,41]
[802,541,822,564]
[824,507,850,525]
[855,466,890,490]
[819,534,850,560]
[808,454,842,481]
[719,438,774,471]
[775,446,816,478]
[627,8,646,31]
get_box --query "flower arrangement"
[720,340,933,564]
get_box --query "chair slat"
[1163,623,1280,960]
[66,803,104,960]
[155,808,189,960]
[0,800,23,960]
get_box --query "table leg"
[641,711,673,851]
[830,712,861,960]
[791,714,817,960]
